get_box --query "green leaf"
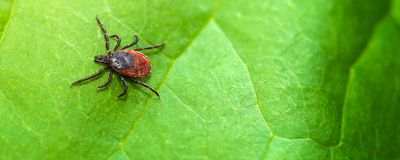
[0,0,399,159]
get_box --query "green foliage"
[0,0,399,159]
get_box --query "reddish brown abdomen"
[111,50,151,78]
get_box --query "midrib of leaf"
[214,21,274,134]
[213,21,276,159]
[104,1,220,158]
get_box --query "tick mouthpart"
[94,55,108,63]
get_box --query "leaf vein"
[214,20,276,158]
[0,0,16,47]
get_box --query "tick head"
[94,55,109,64]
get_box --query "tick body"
[72,16,163,99]
[109,50,151,78]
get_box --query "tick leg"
[72,66,108,85]
[121,35,140,50]
[118,76,128,98]
[131,79,160,99]
[110,35,121,51]
[134,43,164,51]
[98,71,113,89]
[96,16,110,55]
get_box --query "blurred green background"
[0,0,399,159]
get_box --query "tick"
[72,16,163,99]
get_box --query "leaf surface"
[0,0,399,159]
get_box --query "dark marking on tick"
[111,52,134,69]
